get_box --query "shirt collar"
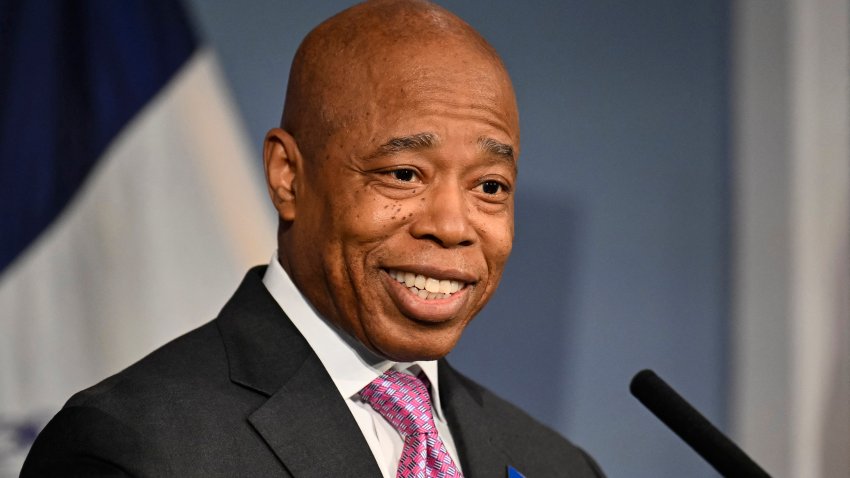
[261,253,445,419]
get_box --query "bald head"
[282,0,518,161]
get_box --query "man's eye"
[481,180,505,195]
[390,169,416,182]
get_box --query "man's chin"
[369,331,462,363]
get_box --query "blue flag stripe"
[0,0,197,272]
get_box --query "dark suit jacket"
[21,267,604,477]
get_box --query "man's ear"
[263,128,302,221]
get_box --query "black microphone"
[630,369,771,477]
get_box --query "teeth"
[425,278,440,293]
[414,275,426,289]
[389,270,466,300]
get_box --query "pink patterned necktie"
[360,369,463,478]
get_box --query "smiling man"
[23,1,603,477]
[266,0,518,364]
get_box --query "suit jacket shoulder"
[20,268,299,477]
[21,267,382,477]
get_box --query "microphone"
[630,369,771,477]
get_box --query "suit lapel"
[439,360,515,477]
[248,354,380,477]
[217,267,382,477]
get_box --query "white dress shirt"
[262,253,463,478]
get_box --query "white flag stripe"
[0,48,274,419]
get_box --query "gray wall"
[185,1,730,476]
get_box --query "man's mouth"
[386,269,466,300]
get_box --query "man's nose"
[409,181,476,248]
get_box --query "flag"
[0,1,275,475]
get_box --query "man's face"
[279,46,519,361]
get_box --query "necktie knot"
[360,369,436,437]
[361,369,463,478]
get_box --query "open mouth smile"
[386,269,467,300]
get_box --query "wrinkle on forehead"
[281,0,518,162]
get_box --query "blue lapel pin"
[507,465,526,478]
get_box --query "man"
[22,1,604,476]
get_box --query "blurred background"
[1,1,847,477]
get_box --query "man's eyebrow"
[364,132,516,167]
[478,137,515,162]
[375,132,439,156]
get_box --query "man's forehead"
[283,0,518,158]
